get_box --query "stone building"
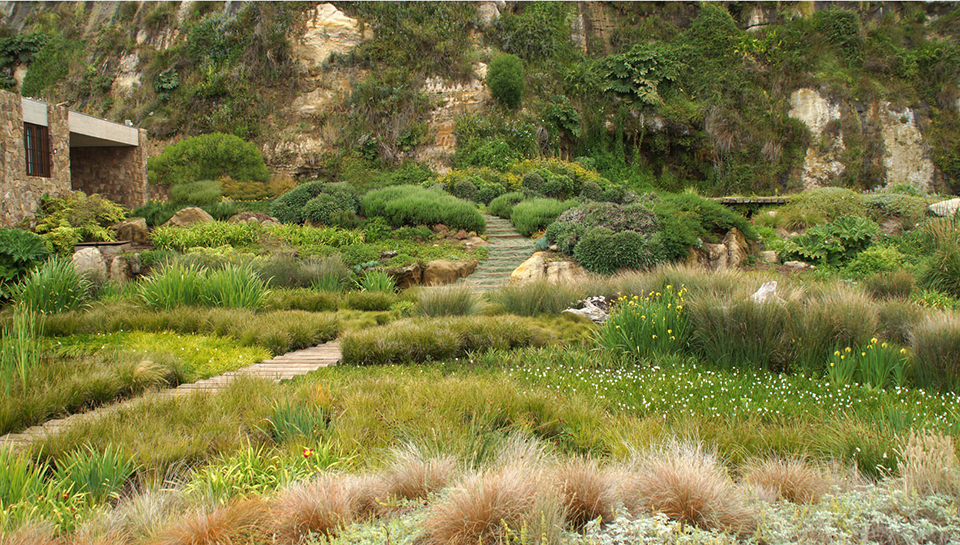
[0,89,149,228]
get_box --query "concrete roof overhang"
[21,97,139,148]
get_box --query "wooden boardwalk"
[0,341,341,449]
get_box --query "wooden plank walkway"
[713,196,792,205]
[0,341,341,449]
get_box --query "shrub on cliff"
[147,133,269,186]
[487,54,524,109]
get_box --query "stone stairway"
[0,341,341,450]
[462,214,534,292]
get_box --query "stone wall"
[70,129,149,208]
[0,90,70,228]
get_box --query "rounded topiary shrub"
[488,192,526,219]
[521,172,546,194]
[451,179,480,202]
[272,182,360,225]
[545,202,660,256]
[148,133,270,186]
[486,54,524,109]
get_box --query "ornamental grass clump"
[742,457,831,504]
[487,281,581,317]
[201,264,269,309]
[415,284,481,317]
[138,262,205,309]
[910,312,960,392]
[15,256,91,313]
[595,285,688,359]
[1,302,43,395]
[53,444,135,503]
[897,430,960,497]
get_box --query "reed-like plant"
[138,262,205,309]
[202,264,269,309]
[911,313,960,392]
[267,401,330,443]
[358,270,396,293]
[15,256,91,313]
[689,293,790,371]
[54,444,135,503]
[1,302,43,395]
[826,340,910,389]
[595,285,689,359]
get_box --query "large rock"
[511,252,589,285]
[929,198,960,218]
[423,260,478,286]
[385,263,421,290]
[723,228,750,268]
[72,247,107,280]
[108,255,132,283]
[295,3,368,69]
[510,252,547,284]
[163,207,214,228]
[702,243,729,271]
[112,217,149,244]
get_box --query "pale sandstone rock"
[510,252,547,284]
[723,228,749,268]
[423,260,478,286]
[163,207,214,228]
[112,218,149,244]
[878,103,934,192]
[385,263,421,290]
[72,248,107,279]
[295,3,367,69]
[929,198,960,218]
[760,251,778,264]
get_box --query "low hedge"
[362,185,485,233]
[509,198,577,237]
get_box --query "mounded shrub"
[488,192,526,219]
[362,185,485,233]
[509,198,577,237]
[782,216,881,267]
[169,180,223,207]
[486,54,524,109]
[573,227,666,275]
[148,133,270,186]
[546,202,660,255]
[272,181,360,225]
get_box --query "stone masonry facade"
[0,91,71,227]
[0,89,149,228]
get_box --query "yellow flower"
[676,305,683,310]
[652,334,658,339]
[871,337,878,344]
[882,343,888,348]
[670,336,676,340]
[841,355,846,360]
[861,352,866,357]
[900,348,907,355]
[666,285,673,290]
[844,347,852,353]
[667,329,673,334]
[830,362,835,367]
[834,350,841,357]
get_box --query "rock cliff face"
[1,1,955,192]
[788,88,935,192]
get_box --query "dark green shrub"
[169,180,223,207]
[509,198,577,237]
[362,186,485,233]
[863,193,931,229]
[488,192,526,219]
[450,178,480,202]
[545,202,660,255]
[649,192,755,261]
[130,200,179,227]
[782,216,881,267]
[843,245,905,279]
[573,228,665,275]
[495,2,572,61]
[272,181,360,225]
[776,188,866,229]
[147,133,269,186]
[0,229,49,299]
[522,172,546,193]
[580,181,603,201]
[814,7,863,61]
[918,244,960,298]
[486,54,524,109]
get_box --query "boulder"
[432,224,450,238]
[229,212,279,226]
[72,248,107,280]
[163,207,213,228]
[783,260,813,271]
[751,281,778,303]
[381,250,399,260]
[510,252,547,284]
[385,263,421,290]
[112,218,148,244]
[423,260,478,286]
[108,255,132,283]
[463,235,487,249]
[544,260,589,285]
[455,229,469,240]
[701,243,729,271]
[686,247,710,269]
[723,228,750,268]
[563,296,610,324]
[929,198,960,218]
[760,251,778,264]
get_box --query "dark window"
[24,123,51,178]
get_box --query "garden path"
[461,214,532,292]
[0,341,341,450]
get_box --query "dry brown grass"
[423,464,555,545]
[742,457,831,504]
[897,430,960,497]
[271,473,386,544]
[630,442,756,534]
[149,499,268,545]
[0,523,59,545]
[383,443,457,502]
[556,457,619,530]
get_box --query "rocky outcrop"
[686,229,762,271]
[510,252,590,285]
[112,218,149,244]
[877,102,934,191]
[422,260,478,286]
[163,207,214,228]
[385,263,422,290]
[417,64,491,173]
[788,89,844,189]
[295,3,368,70]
